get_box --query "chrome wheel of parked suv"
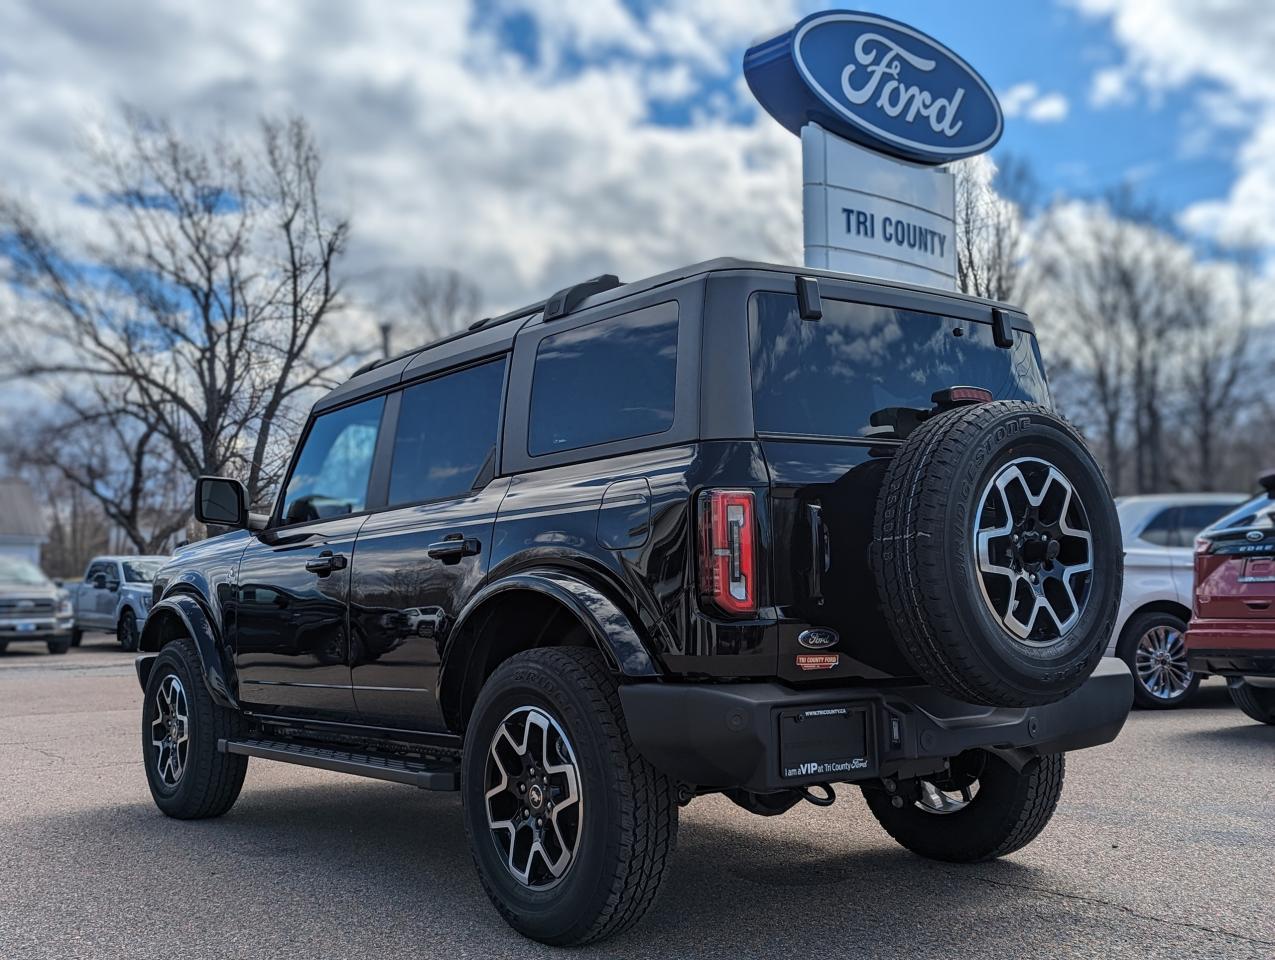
[1117,611,1199,709]
[150,674,189,786]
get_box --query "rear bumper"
[1186,620,1275,676]
[619,658,1133,793]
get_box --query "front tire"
[462,647,678,946]
[1118,611,1199,709]
[47,637,71,655]
[118,609,140,652]
[863,751,1065,862]
[70,628,83,647]
[141,638,247,819]
[1228,679,1275,725]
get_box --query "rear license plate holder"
[1241,558,1275,583]
[777,703,874,781]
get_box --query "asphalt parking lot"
[1,636,1272,960]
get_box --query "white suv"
[1108,494,1247,707]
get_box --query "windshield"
[122,560,164,583]
[1205,494,1275,534]
[0,557,50,586]
[748,293,1051,440]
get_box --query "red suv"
[1186,472,1275,725]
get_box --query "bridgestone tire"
[141,638,247,819]
[1228,679,1275,725]
[872,401,1122,707]
[863,751,1065,862]
[462,647,678,946]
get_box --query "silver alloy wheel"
[150,674,189,787]
[974,457,1094,644]
[916,779,980,815]
[1135,625,1193,700]
[484,706,583,890]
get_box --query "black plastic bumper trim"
[619,657,1133,793]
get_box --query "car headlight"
[138,593,151,611]
[57,598,73,618]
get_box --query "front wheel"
[47,637,71,655]
[141,638,248,818]
[1228,679,1275,725]
[862,751,1065,862]
[462,647,678,946]
[70,628,83,647]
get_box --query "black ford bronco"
[137,259,1132,945]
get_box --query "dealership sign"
[745,11,1004,289]
[744,11,1003,165]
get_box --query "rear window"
[748,292,1051,440]
[528,301,678,456]
[1207,495,1275,534]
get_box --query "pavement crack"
[962,873,1275,948]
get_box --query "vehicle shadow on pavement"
[1170,723,1275,747]
[22,778,1098,960]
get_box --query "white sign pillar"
[802,123,956,290]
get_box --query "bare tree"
[954,154,1037,304]
[0,111,356,514]
[401,267,482,347]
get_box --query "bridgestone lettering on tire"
[872,401,1122,707]
[461,647,678,946]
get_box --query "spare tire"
[871,401,1121,707]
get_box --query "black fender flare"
[437,569,658,728]
[137,594,238,709]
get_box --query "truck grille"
[0,598,55,615]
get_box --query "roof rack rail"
[543,274,621,321]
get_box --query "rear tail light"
[698,489,757,617]
[1195,536,1214,555]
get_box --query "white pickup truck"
[66,555,167,650]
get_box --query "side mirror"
[92,573,107,590]
[195,476,249,528]
[1260,470,1275,499]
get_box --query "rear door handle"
[427,536,481,564]
[305,551,347,576]
[1244,600,1271,610]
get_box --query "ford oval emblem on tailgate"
[1248,530,1264,542]
[798,628,840,650]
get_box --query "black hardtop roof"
[315,258,1026,413]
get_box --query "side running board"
[218,738,459,791]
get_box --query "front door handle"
[427,535,481,564]
[305,550,347,577]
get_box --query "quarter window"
[388,358,507,506]
[280,396,385,524]
[528,301,679,456]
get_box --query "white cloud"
[1000,83,1070,123]
[1070,0,1275,249]
[0,0,804,322]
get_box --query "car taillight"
[1195,536,1213,555]
[698,489,757,617]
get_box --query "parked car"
[0,556,75,654]
[1186,473,1275,725]
[135,260,1133,945]
[66,555,167,650]
[1108,494,1247,708]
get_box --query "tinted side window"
[1139,508,1180,547]
[389,357,507,506]
[1177,503,1239,543]
[529,301,678,456]
[749,293,1051,440]
[280,396,385,524]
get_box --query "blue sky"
[0,0,1271,319]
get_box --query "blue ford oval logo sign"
[1247,530,1264,542]
[744,11,1003,164]
[798,628,840,650]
